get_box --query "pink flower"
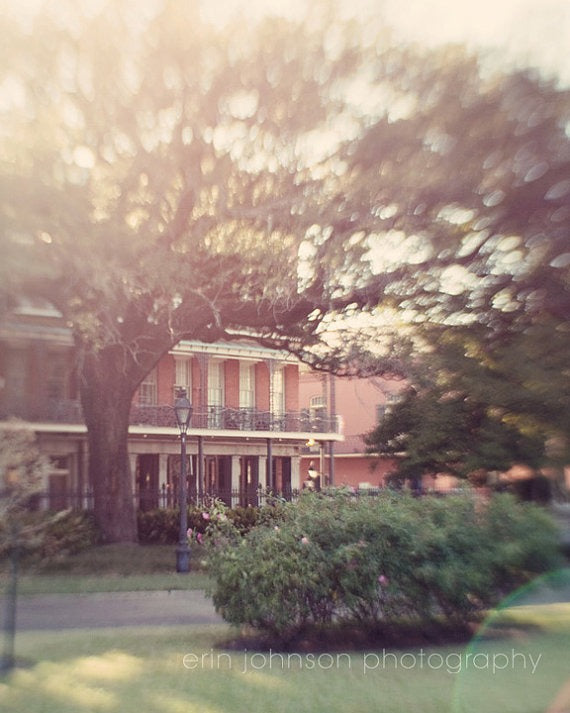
[378,575,389,586]
[197,532,203,544]
[301,536,309,545]
[202,512,210,520]
[187,528,193,538]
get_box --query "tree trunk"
[79,350,140,543]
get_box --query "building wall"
[330,455,397,489]
[224,359,240,409]
[192,356,204,410]
[255,362,270,411]
[0,305,326,510]
[298,369,403,486]
[157,354,175,404]
[300,453,398,490]
[332,376,400,443]
[284,364,299,411]
[0,299,343,512]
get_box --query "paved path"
[6,569,570,632]
[4,590,223,631]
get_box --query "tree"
[0,424,49,672]
[1,1,569,540]
[365,323,569,487]
[342,48,570,332]
[365,384,547,484]
[0,1,370,541]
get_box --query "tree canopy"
[1,0,569,538]
[364,323,569,484]
[3,2,569,363]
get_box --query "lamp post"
[173,388,192,573]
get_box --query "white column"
[259,456,267,490]
[129,453,138,492]
[158,453,168,507]
[231,455,241,508]
[291,456,301,492]
[80,442,90,509]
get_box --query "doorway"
[137,454,159,511]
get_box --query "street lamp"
[174,387,192,573]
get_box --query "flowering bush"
[186,527,203,545]
[206,491,562,643]
[137,501,282,544]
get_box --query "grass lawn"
[1,549,569,712]
[0,603,569,713]
[1,544,211,594]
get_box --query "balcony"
[1,400,341,435]
[133,404,340,434]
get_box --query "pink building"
[299,368,402,490]
[0,301,342,510]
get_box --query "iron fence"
[28,486,301,512]
[24,484,449,513]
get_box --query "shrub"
[137,508,211,544]
[137,503,283,544]
[206,491,562,643]
[39,510,100,559]
[137,508,180,544]
[226,506,260,534]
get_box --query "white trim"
[128,426,344,442]
[170,340,297,363]
[305,451,393,459]
[0,323,73,347]
[0,422,343,442]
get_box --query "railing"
[1,400,341,434]
[131,404,339,433]
[27,487,301,512]
[25,485,469,514]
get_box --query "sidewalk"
[4,590,223,631]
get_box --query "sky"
[201,0,570,85]
[8,0,570,84]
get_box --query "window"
[47,353,68,400]
[272,366,284,415]
[309,394,327,428]
[377,394,400,422]
[4,348,27,415]
[208,360,224,407]
[239,362,255,408]
[139,367,157,406]
[207,360,225,428]
[174,357,192,399]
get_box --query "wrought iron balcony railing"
[1,400,341,434]
[131,404,340,433]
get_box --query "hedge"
[205,491,562,643]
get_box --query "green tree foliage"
[366,322,570,484]
[1,1,373,540]
[1,1,569,539]
[366,384,546,482]
[0,424,49,671]
[342,49,570,333]
[0,424,50,555]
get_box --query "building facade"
[0,301,342,510]
[299,369,401,490]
